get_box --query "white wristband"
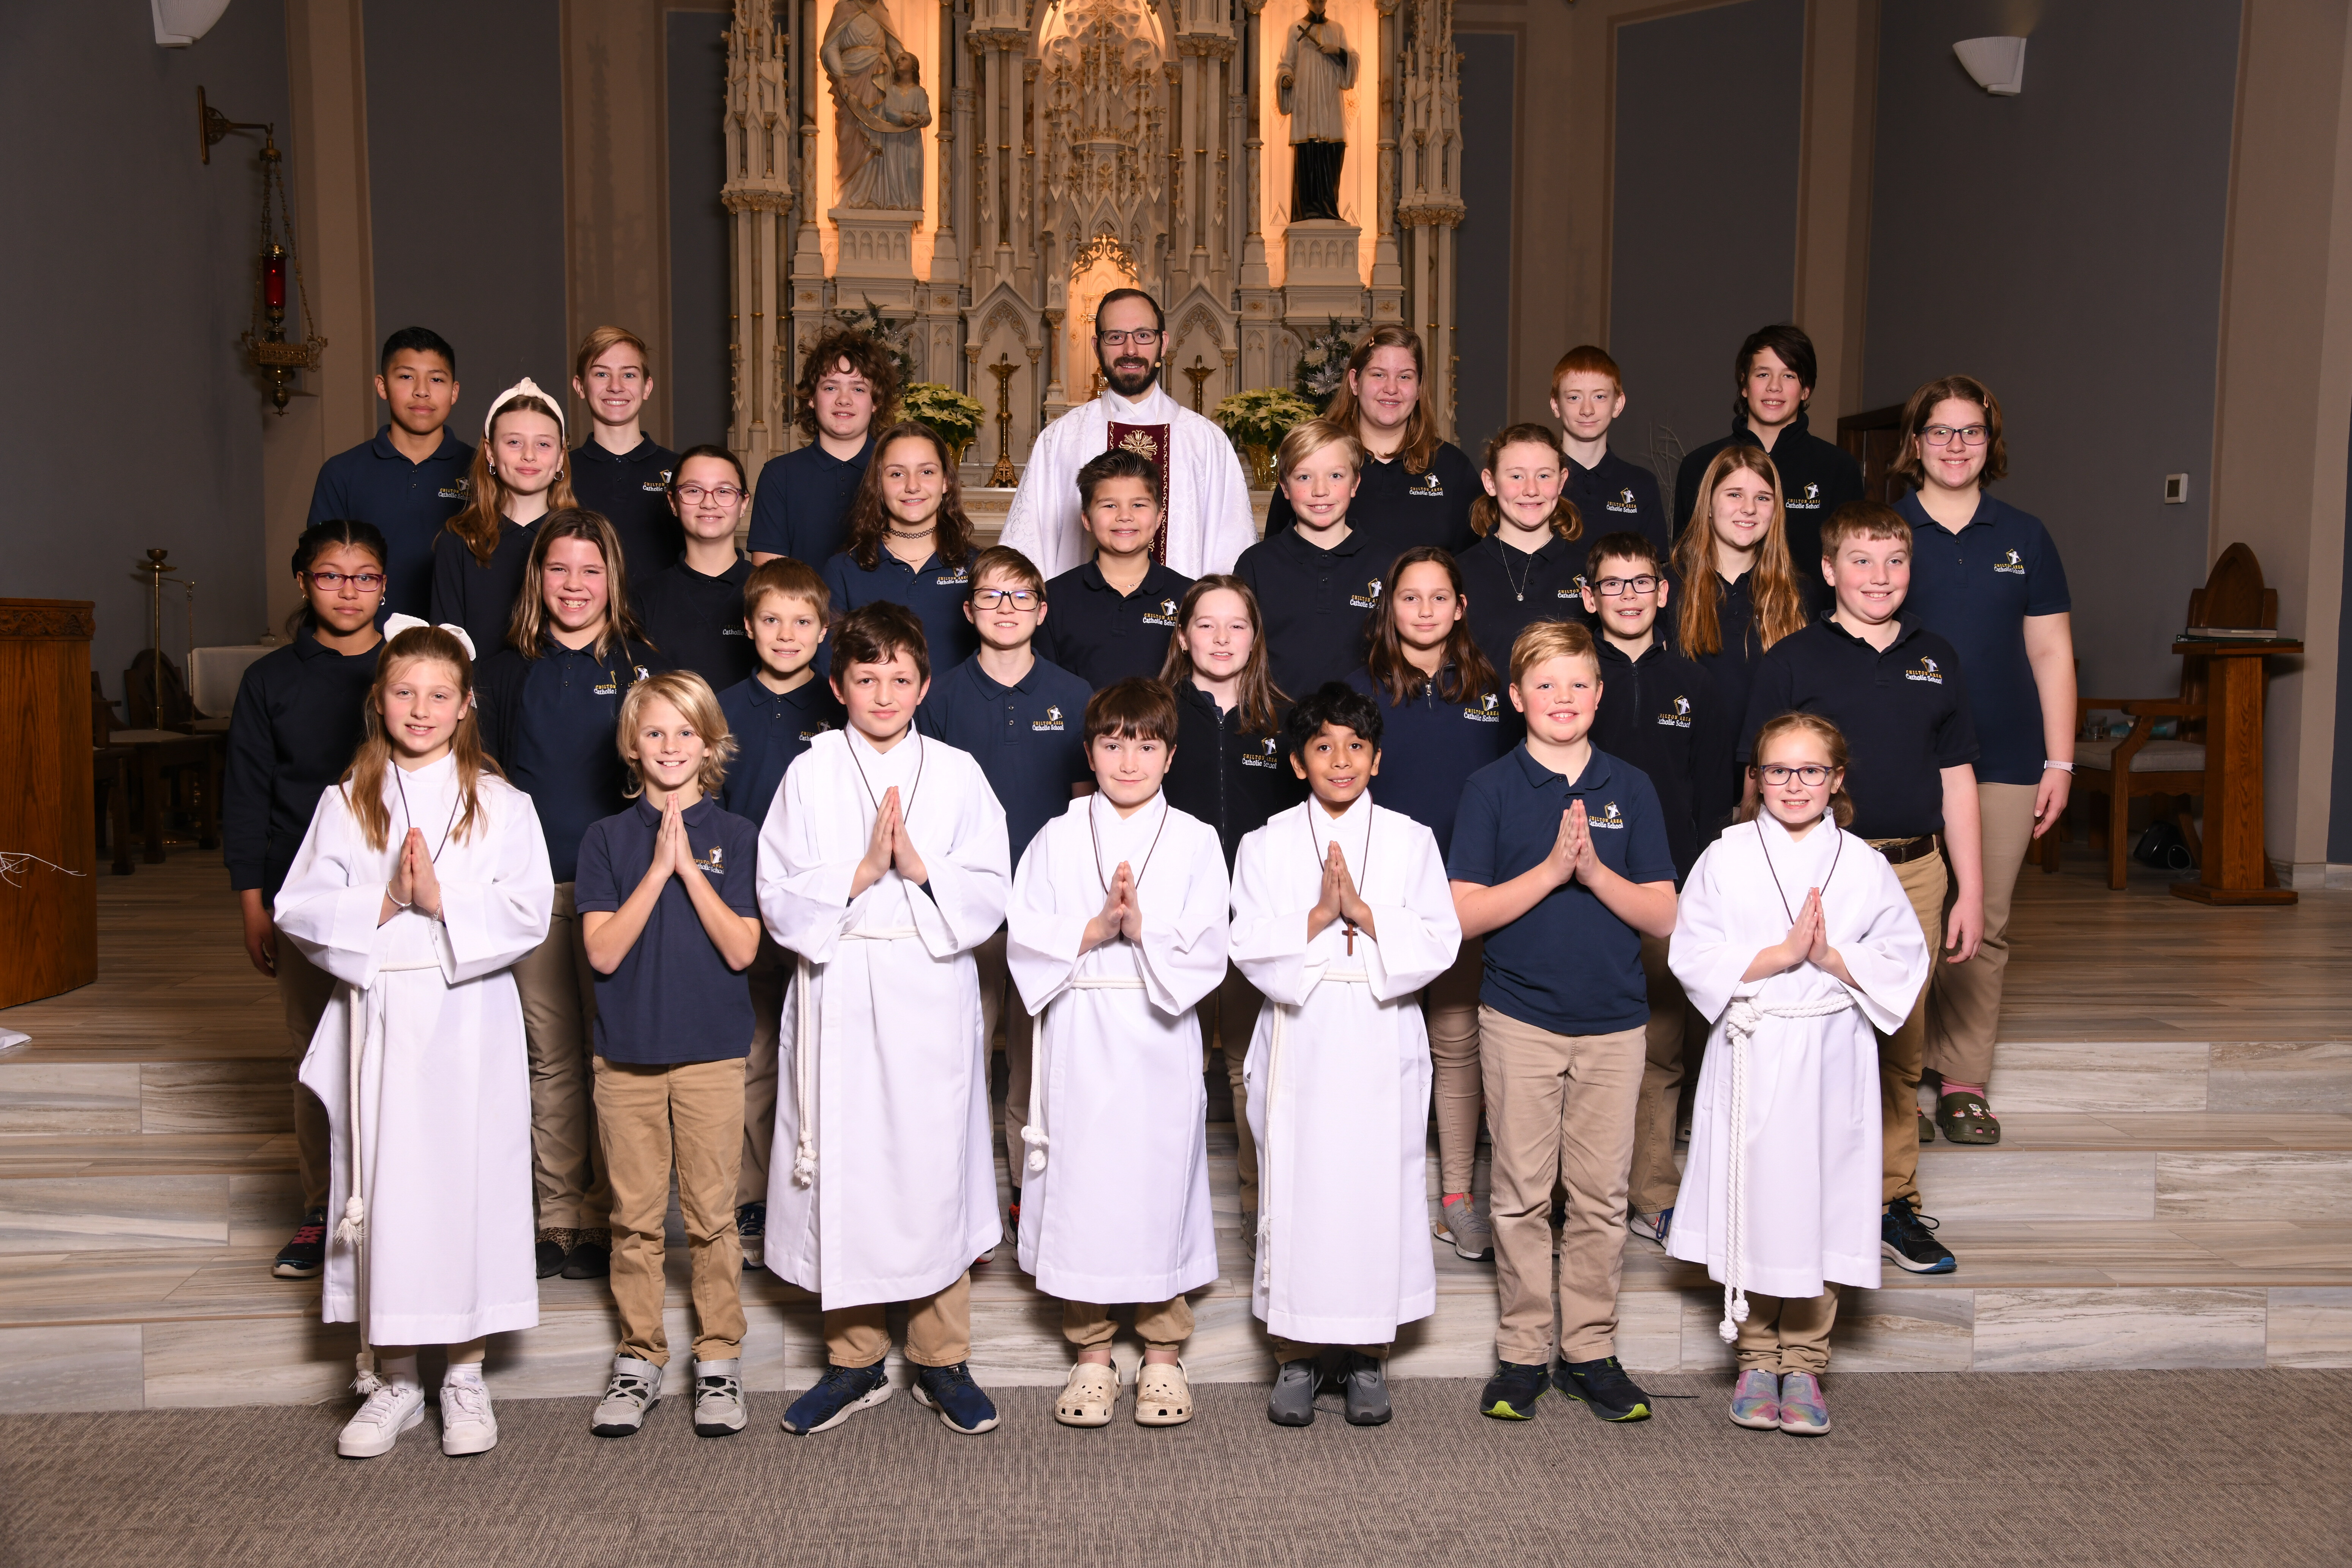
[2044,760,2074,774]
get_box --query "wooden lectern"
[0,599,99,1006]
[2169,545,2300,907]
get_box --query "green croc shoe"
[1935,1091,2001,1146]
[1916,1108,1936,1145]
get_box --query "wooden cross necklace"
[1309,807,1372,954]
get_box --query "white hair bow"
[383,613,478,663]
[482,376,566,441]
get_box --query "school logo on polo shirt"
[695,844,727,874]
[1413,471,1446,496]
[1350,577,1385,610]
[1559,575,1587,599]
[1240,735,1284,770]
[1656,694,1693,729]
[1593,801,1626,829]
[1034,705,1067,732]
[935,564,971,586]
[642,468,673,495]
[1464,691,1502,724]
[798,721,834,741]
[437,478,469,500]
[1609,487,1638,513]
[1792,482,1822,507]
[1143,598,1179,627]
[1906,656,1944,685]
[1995,548,2026,575]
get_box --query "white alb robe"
[1007,795,1229,1304]
[759,729,1010,1309]
[1230,797,1460,1344]
[275,753,553,1347]
[1667,814,1930,1301]
[998,383,1259,580]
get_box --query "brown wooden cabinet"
[0,599,98,1006]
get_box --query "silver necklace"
[1501,538,1539,602]
[392,762,462,863]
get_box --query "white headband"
[384,613,479,664]
[482,376,566,442]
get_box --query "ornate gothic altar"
[719,0,1463,481]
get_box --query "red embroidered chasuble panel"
[1106,422,1172,563]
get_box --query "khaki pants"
[512,883,610,1231]
[275,941,336,1211]
[593,1055,748,1366]
[1200,963,1265,1219]
[1626,933,1699,1218]
[1926,781,2038,1089]
[1063,1296,1194,1350]
[1734,1283,1841,1374]
[1425,938,1484,1197]
[1480,1007,1647,1364]
[975,929,1038,1186]
[1879,849,1949,1208]
[824,1271,973,1369]
[740,936,787,1207]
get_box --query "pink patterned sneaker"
[1777,1371,1830,1435]
[1728,1369,1781,1430]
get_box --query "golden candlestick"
[1182,354,1215,414]
[986,356,1021,488]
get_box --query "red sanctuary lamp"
[204,88,327,413]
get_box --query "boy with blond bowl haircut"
[1449,620,1679,1424]
[1007,678,1229,1427]
[577,672,763,1439]
[760,604,1012,1437]
[716,558,844,1265]
[1737,500,1983,1277]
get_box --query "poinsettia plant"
[901,382,986,459]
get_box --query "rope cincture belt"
[1258,966,1369,1288]
[791,928,920,1189]
[342,957,446,1394]
[1023,974,1146,1177]
[1715,992,1857,1344]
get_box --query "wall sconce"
[1954,36,2028,96]
[200,89,329,413]
[153,0,232,47]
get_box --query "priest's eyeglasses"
[1098,329,1162,348]
[303,570,386,591]
[1919,424,1990,447]
[675,484,745,504]
[1591,575,1659,596]
[1758,764,1834,786]
[972,588,1041,610]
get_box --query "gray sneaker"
[1437,1193,1494,1262]
[591,1355,663,1438]
[1267,1358,1318,1426]
[693,1357,747,1437]
[1339,1351,1391,1426]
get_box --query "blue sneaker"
[1553,1355,1653,1422]
[913,1361,1001,1435]
[1628,1206,1673,1247]
[779,1361,892,1435]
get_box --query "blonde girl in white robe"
[1668,711,1929,1437]
[1231,683,1460,1427]
[1007,678,1229,1428]
[275,620,554,1460]
[760,604,1012,1437]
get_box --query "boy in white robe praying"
[1669,712,1930,1436]
[1008,678,1229,1428]
[759,604,1013,1437]
[275,620,554,1460]
[1231,682,1461,1429]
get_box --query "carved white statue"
[822,0,920,209]
[1277,0,1356,222]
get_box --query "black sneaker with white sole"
[1881,1195,1957,1274]
[736,1201,765,1271]
[273,1207,327,1279]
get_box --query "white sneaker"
[439,1370,499,1456]
[592,1355,664,1438]
[337,1381,425,1458]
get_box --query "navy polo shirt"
[1033,560,1194,690]
[821,548,981,675]
[305,426,475,618]
[1456,533,1594,680]
[1895,491,2072,787]
[717,673,845,824]
[223,629,382,902]
[1590,637,1735,883]
[917,654,1094,859]
[1737,617,1981,841]
[1265,442,1479,557]
[575,796,760,1065]
[1565,447,1671,560]
[429,519,535,659]
[1344,665,1510,857]
[1673,409,1863,617]
[1163,682,1307,868]
[748,437,873,564]
[1234,523,1399,702]
[639,555,757,691]
[569,437,682,590]
[1449,746,1674,1036]
[477,635,673,882]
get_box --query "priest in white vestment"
[999,288,1259,580]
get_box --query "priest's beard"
[1099,348,1159,399]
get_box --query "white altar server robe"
[1230,796,1460,1344]
[1008,795,1228,1304]
[275,754,553,1347]
[998,383,1259,579]
[759,729,1010,1309]
[1667,815,1930,1298]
